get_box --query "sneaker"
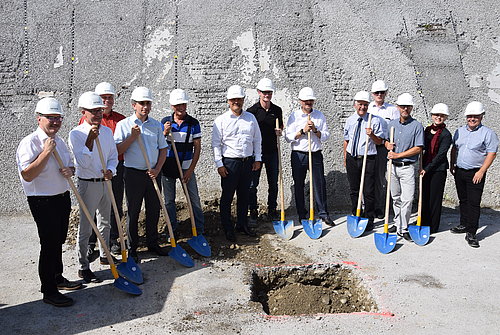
[78,269,102,283]
[465,232,479,248]
[450,225,467,234]
[100,255,120,265]
[110,243,121,256]
[56,277,83,291]
[388,225,397,233]
[43,292,74,307]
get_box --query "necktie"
[352,117,363,157]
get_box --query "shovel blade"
[113,276,142,295]
[117,259,143,285]
[169,245,195,267]
[408,224,430,246]
[374,232,397,254]
[187,235,212,257]
[272,219,294,240]
[301,219,322,239]
[347,215,368,238]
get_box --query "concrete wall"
[1,0,499,213]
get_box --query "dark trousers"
[124,167,161,251]
[220,157,254,233]
[422,170,447,234]
[346,153,376,218]
[454,167,486,234]
[89,160,125,245]
[374,144,388,214]
[27,191,71,295]
[291,150,329,219]
[248,152,278,211]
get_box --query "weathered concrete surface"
[1,0,500,213]
[1,210,499,334]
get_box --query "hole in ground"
[250,263,377,316]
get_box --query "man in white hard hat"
[68,91,118,283]
[343,91,385,231]
[368,80,399,219]
[450,101,498,248]
[247,78,284,225]
[80,82,126,259]
[384,93,424,240]
[161,89,204,235]
[285,87,334,226]
[212,85,262,242]
[16,97,82,307]
[114,87,168,261]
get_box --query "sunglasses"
[39,114,63,122]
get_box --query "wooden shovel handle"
[53,149,119,279]
[384,127,395,233]
[356,113,373,214]
[95,137,128,262]
[168,133,198,237]
[307,114,314,221]
[136,136,178,247]
[276,118,285,222]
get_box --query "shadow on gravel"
[0,256,198,335]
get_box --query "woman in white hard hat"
[420,103,452,234]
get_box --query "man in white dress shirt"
[367,80,400,218]
[285,87,334,226]
[16,97,82,307]
[68,92,118,283]
[212,85,262,242]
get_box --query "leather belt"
[78,177,105,182]
[223,156,252,162]
[392,161,415,167]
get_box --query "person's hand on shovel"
[163,121,172,136]
[85,125,100,151]
[147,166,161,180]
[182,166,194,184]
[102,169,113,181]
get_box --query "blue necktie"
[352,117,363,157]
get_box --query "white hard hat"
[256,78,275,92]
[78,91,106,109]
[430,103,449,116]
[464,101,485,116]
[353,91,370,102]
[298,87,316,101]
[169,89,189,105]
[131,87,153,102]
[227,85,245,99]
[396,93,414,106]
[371,80,388,92]
[95,82,116,96]
[35,97,64,115]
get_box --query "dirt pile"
[251,264,377,316]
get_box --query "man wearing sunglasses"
[368,80,399,219]
[450,101,498,248]
[16,97,82,307]
[68,92,118,283]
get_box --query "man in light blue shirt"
[114,87,168,260]
[450,101,498,248]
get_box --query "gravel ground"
[1,206,499,334]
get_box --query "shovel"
[301,115,322,239]
[137,136,194,267]
[272,118,294,240]
[374,127,397,254]
[95,137,143,284]
[53,149,142,295]
[347,113,372,238]
[408,157,430,245]
[168,133,211,257]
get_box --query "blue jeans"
[162,171,205,234]
[249,152,279,211]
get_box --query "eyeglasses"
[85,108,103,115]
[39,114,63,122]
[373,91,386,95]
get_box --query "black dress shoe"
[56,277,83,291]
[110,243,121,255]
[148,245,169,256]
[376,210,385,220]
[78,269,102,283]
[43,292,74,307]
[87,248,99,264]
[129,250,139,263]
[366,219,374,232]
[100,255,120,265]
[321,217,335,227]
[225,230,236,242]
[388,225,397,233]
[465,232,480,248]
[451,225,467,234]
[401,232,412,241]
[236,226,257,237]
